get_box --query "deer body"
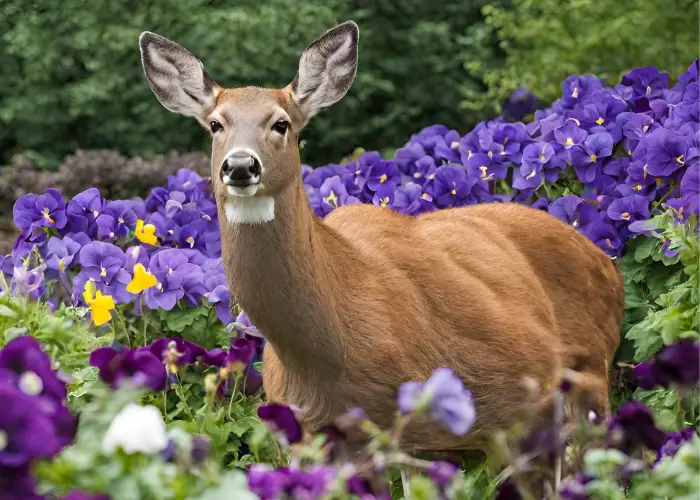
[139,22,624,455]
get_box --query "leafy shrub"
[1,59,699,498]
[0,0,501,169]
[462,0,700,117]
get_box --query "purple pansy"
[257,403,303,446]
[514,141,566,189]
[608,400,666,453]
[570,133,614,184]
[656,428,697,463]
[148,337,206,367]
[559,74,604,110]
[644,128,696,178]
[95,200,137,240]
[502,87,538,122]
[583,220,622,257]
[144,249,203,311]
[425,166,480,208]
[12,189,67,236]
[397,367,476,436]
[548,195,598,229]
[606,195,650,223]
[45,235,86,274]
[65,188,106,236]
[89,347,166,391]
[620,66,669,103]
[633,339,699,391]
[393,183,434,216]
[553,119,588,152]
[680,162,699,214]
[316,176,361,217]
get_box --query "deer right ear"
[288,21,359,125]
[139,32,221,122]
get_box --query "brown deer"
[139,22,624,459]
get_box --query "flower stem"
[115,308,132,349]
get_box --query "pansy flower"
[570,133,614,184]
[89,346,166,391]
[65,188,106,237]
[144,249,204,311]
[95,200,137,240]
[12,189,67,237]
[644,127,696,178]
[317,176,361,217]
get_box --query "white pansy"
[102,402,168,455]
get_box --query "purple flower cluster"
[89,327,263,397]
[0,336,77,498]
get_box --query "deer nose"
[221,153,262,185]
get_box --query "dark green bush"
[0,0,500,169]
[461,0,699,115]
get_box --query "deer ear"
[288,21,359,125]
[139,32,221,122]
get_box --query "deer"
[138,20,624,477]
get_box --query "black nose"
[220,153,261,185]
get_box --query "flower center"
[621,212,630,219]
[565,137,573,146]
[41,207,55,224]
[595,117,604,125]
[93,210,99,218]
[19,371,43,396]
[413,172,422,178]
[479,166,489,178]
[100,267,107,277]
[379,174,388,183]
[589,154,598,162]
[379,197,390,207]
[676,154,685,165]
[421,193,432,201]
[451,182,457,195]
[646,86,652,95]
[323,190,338,208]
[450,141,460,149]
[487,151,493,159]
[186,236,195,248]
[59,261,66,272]
[355,169,361,176]
[642,125,649,133]
[168,268,173,275]
[118,217,125,224]
[572,87,579,98]
[427,174,435,180]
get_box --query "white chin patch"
[226,184,259,197]
[224,196,275,225]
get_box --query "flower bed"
[0,61,698,499]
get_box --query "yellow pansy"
[135,219,158,246]
[83,280,116,326]
[126,263,157,294]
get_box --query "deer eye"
[210,120,223,134]
[272,120,289,135]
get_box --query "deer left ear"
[287,21,359,126]
[139,32,221,123]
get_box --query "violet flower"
[89,347,166,391]
[257,403,303,446]
[397,367,476,436]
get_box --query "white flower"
[102,402,168,455]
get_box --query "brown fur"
[206,88,624,454]
[139,27,624,457]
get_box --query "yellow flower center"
[596,117,604,125]
[487,151,493,159]
[642,125,649,133]
[621,212,630,219]
[572,87,579,98]
[633,184,642,191]
[118,217,125,224]
[168,268,173,275]
[59,261,65,272]
[355,169,361,175]
[186,236,195,248]
[92,210,99,218]
[427,174,435,180]
[646,86,652,95]
[379,174,388,183]
[565,137,573,146]
[41,208,55,224]
[323,190,338,208]
[100,267,107,277]
[479,166,489,178]
[413,172,422,178]
[589,154,598,162]
[676,154,685,164]
[421,193,431,200]
[380,197,390,207]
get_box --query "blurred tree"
[461,0,700,116]
[0,0,499,169]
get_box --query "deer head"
[139,22,359,223]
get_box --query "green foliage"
[463,0,700,114]
[0,0,500,169]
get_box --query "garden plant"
[0,52,698,499]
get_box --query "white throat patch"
[224,196,275,225]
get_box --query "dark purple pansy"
[95,200,137,240]
[656,428,697,464]
[570,133,614,184]
[502,87,538,122]
[393,183,432,216]
[548,195,598,229]
[372,183,396,209]
[633,339,700,390]
[144,249,203,311]
[148,337,206,367]
[583,219,622,257]
[0,380,65,467]
[89,347,166,391]
[45,235,85,274]
[257,403,303,446]
[0,336,67,408]
[247,463,287,500]
[225,337,255,371]
[607,400,666,453]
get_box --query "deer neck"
[218,176,346,382]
